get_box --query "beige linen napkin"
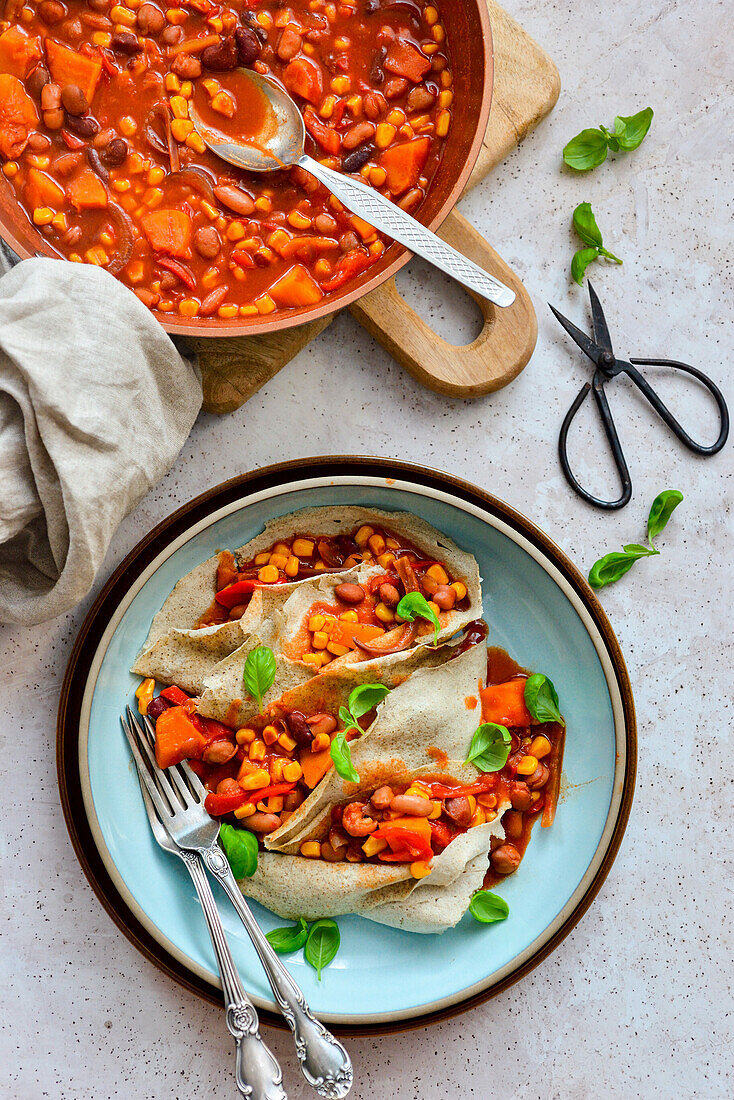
[0,255,202,625]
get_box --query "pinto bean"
[339,231,360,252]
[407,85,436,111]
[307,713,337,739]
[202,740,237,765]
[526,762,550,790]
[39,0,67,23]
[334,582,365,604]
[41,83,61,110]
[27,66,50,99]
[27,132,51,151]
[383,76,409,99]
[277,27,302,61]
[171,52,202,79]
[369,785,394,810]
[242,812,281,833]
[444,795,472,827]
[285,710,314,746]
[363,90,386,119]
[313,213,337,234]
[213,184,255,215]
[216,777,240,796]
[43,108,65,131]
[55,152,83,176]
[432,584,456,611]
[100,137,128,165]
[389,794,434,817]
[194,224,221,259]
[342,121,375,150]
[200,284,227,314]
[136,2,165,34]
[93,127,114,148]
[235,25,260,65]
[161,24,182,45]
[509,781,532,811]
[202,36,238,71]
[490,843,521,875]
[87,0,110,10]
[378,582,400,607]
[502,809,523,841]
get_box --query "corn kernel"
[180,80,193,99]
[302,651,328,667]
[432,22,445,42]
[91,30,112,46]
[165,7,188,24]
[254,194,272,213]
[300,841,321,858]
[258,564,279,583]
[386,108,405,126]
[169,95,188,119]
[311,732,331,752]
[84,246,109,266]
[248,740,267,762]
[530,735,552,760]
[405,785,430,799]
[428,800,442,819]
[285,555,299,577]
[339,609,359,623]
[293,538,314,558]
[374,602,395,624]
[375,123,396,149]
[262,724,280,746]
[236,727,256,745]
[326,641,349,657]
[69,253,83,262]
[51,212,68,232]
[424,4,438,23]
[477,792,497,809]
[119,116,137,137]
[469,806,486,828]
[239,767,270,789]
[2,161,19,178]
[308,614,326,631]
[27,154,50,169]
[233,802,256,819]
[410,860,432,879]
[268,758,284,782]
[32,207,54,226]
[111,4,135,23]
[367,532,386,555]
[287,209,312,229]
[143,186,164,207]
[368,165,387,187]
[438,89,453,109]
[269,552,288,570]
[330,75,350,94]
[217,304,238,318]
[435,108,451,137]
[376,551,395,569]
[282,761,302,783]
[278,730,297,752]
[178,298,199,317]
[362,835,388,857]
[135,678,155,714]
[164,73,181,92]
[346,93,363,115]
[201,77,220,96]
[112,178,131,193]
[254,292,276,314]
[171,118,193,142]
[322,617,336,633]
[186,132,206,154]
[255,552,271,565]
[312,630,329,650]
[451,580,467,600]
[319,94,337,119]
[516,754,539,776]
[427,600,440,617]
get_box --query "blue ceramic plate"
[61,460,635,1029]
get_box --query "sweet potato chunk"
[68,169,108,211]
[0,26,42,79]
[0,73,38,159]
[282,57,323,105]
[25,166,65,209]
[268,263,324,307]
[45,38,102,105]
[379,136,430,195]
[384,39,431,83]
[141,209,192,258]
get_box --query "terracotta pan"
[0,3,493,337]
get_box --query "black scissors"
[549,283,729,510]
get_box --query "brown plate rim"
[57,456,637,1036]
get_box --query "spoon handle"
[299,154,515,307]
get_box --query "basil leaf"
[572,202,604,248]
[305,918,340,980]
[330,727,359,783]
[622,543,658,557]
[588,546,656,588]
[396,591,440,645]
[243,645,276,712]
[465,723,511,772]
[647,489,683,543]
[265,918,309,954]
[613,107,653,151]
[563,127,608,170]
[469,890,509,924]
[219,823,258,879]
[347,683,390,719]
[524,674,564,726]
[571,247,600,286]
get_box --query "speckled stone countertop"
[1,2,731,1097]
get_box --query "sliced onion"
[394,554,420,594]
[143,104,169,154]
[105,202,135,275]
[353,621,417,657]
[169,164,217,202]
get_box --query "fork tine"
[127,707,196,809]
[121,712,175,823]
[179,757,208,802]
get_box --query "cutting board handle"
[348,209,537,398]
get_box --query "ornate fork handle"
[299,153,515,308]
[202,845,353,1099]
[181,852,287,1100]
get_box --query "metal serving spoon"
[189,68,515,307]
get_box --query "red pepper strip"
[161,684,192,707]
[231,249,255,268]
[303,110,341,155]
[192,714,236,743]
[156,255,196,290]
[429,820,457,851]
[61,130,86,150]
[214,577,261,609]
[374,826,434,863]
[319,249,375,293]
[97,48,118,77]
[428,774,497,800]
[243,782,296,804]
[204,788,246,816]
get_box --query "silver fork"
[122,706,353,1099]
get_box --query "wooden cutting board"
[191,1,560,414]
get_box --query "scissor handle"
[559,378,633,510]
[626,358,729,455]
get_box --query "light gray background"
[2,1,732,1096]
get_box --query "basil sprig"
[243,645,276,712]
[305,919,340,980]
[465,723,511,772]
[219,823,258,879]
[469,890,510,924]
[524,674,564,726]
[396,591,440,645]
[571,203,622,285]
[265,918,309,954]
[589,490,683,589]
[333,683,391,783]
[563,107,653,170]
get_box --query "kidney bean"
[65,113,99,138]
[490,843,521,875]
[27,66,50,99]
[389,794,434,817]
[285,710,314,746]
[235,25,261,65]
[202,36,238,71]
[171,52,202,79]
[375,582,399,608]
[342,144,374,174]
[39,0,67,23]
[384,76,409,99]
[369,45,386,84]
[136,2,164,34]
[61,83,89,115]
[369,785,394,811]
[227,603,248,620]
[40,83,61,110]
[307,713,337,739]
[526,762,550,790]
[432,585,456,611]
[111,32,142,54]
[65,16,84,39]
[198,286,227,316]
[363,90,386,119]
[81,11,111,29]
[502,809,523,841]
[145,695,171,721]
[398,187,422,212]
[312,213,336,235]
[87,0,110,10]
[62,226,83,246]
[27,132,51,151]
[242,812,281,833]
[320,841,346,862]
[160,24,183,45]
[444,795,472,827]
[509,780,532,811]
[43,108,65,131]
[193,225,221,260]
[407,85,435,111]
[213,184,255,215]
[342,121,375,151]
[93,128,113,148]
[364,0,379,13]
[334,582,365,604]
[202,740,237,765]
[159,272,178,291]
[100,137,128,166]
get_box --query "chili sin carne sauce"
[0,0,455,320]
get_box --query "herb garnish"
[563,108,653,170]
[469,890,510,924]
[465,723,512,772]
[396,591,440,645]
[304,919,340,980]
[265,918,309,954]
[524,674,564,726]
[219,823,258,879]
[334,683,391,783]
[571,203,622,285]
[588,489,683,589]
[243,645,276,712]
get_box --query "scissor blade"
[548,303,602,366]
[587,282,614,356]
